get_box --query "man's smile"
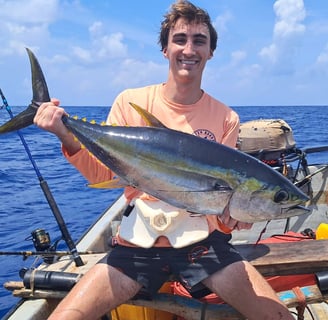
[179,59,198,65]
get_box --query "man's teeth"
[181,60,197,65]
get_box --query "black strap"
[123,204,135,217]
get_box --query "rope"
[292,286,307,320]
[254,220,271,245]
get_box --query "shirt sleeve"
[221,109,240,148]
[62,145,114,184]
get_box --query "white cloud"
[89,21,127,59]
[273,0,306,38]
[213,11,233,36]
[0,0,59,56]
[70,21,128,64]
[316,44,328,65]
[310,43,328,79]
[259,43,277,64]
[259,0,306,74]
[72,46,92,63]
[230,50,247,66]
[51,54,70,64]
[110,58,167,88]
[94,32,127,59]
[89,21,103,37]
[0,0,58,23]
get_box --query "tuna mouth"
[282,204,310,215]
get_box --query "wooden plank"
[9,285,327,320]
[236,239,328,276]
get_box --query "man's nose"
[182,40,195,54]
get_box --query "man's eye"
[174,38,186,45]
[193,36,207,46]
[194,40,206,45]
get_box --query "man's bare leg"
[203,260,294,320]
[48,263,142,320]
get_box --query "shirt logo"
[194,129,216,141]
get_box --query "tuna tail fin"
[0,48,50,134]
[26,48,51,104]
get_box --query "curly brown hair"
[158,0,218,52]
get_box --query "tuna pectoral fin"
[88,178,127,189]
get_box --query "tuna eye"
[274,189,289,203]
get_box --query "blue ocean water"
[0,105,328,318]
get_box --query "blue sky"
[0,0,327,107]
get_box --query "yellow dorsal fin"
[88,178,127,189]
[129,102,167,128]
[90,119,96,124]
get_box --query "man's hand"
[34,99,67,136]
[34,98,81,156]
[220,206,252,231]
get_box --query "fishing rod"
[0,88,84,267]
[294,165,328,188]
[0,251,103,257]
[303,145,328,154]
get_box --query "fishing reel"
[25,228,58,264]
[31,228,51,251]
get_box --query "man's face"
[163,18,213,82]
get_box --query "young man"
[35,1,294,319]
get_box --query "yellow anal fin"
[88,178,127,189]
[129,102,167,128]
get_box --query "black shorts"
[107,230,244,299]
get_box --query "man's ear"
[163,47,168,58]
[208,50,214,60]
